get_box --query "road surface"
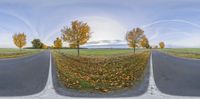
[0,51,50,96]
[152,51,200,96]
[1,50,200,98]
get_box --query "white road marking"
[141,51,170,98]
[146,52,169,96]
[0,51,200,99]
[140,51,200,99]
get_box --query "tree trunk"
[77,41,80,57]
[77,45,80,56]
[133,46,136,62]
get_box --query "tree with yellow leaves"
[54,37,62,49]
[159,41,165,49]
[126,27,145,53]
[61,20,91,56]
[13,33,26,50]
[69,43,77,48]
[140,36,150,49]
[42,44,48,49]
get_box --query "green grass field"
[0,48,42,58]
[157,48,200,59]
[52,49,150,93]
[54,48,147,56]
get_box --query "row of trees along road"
[126,28,147,53]
[13,33,48,49]
[12,20,165,56]
[125,27,165,54]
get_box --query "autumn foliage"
[61,20,91,56]
[54,37,62,49]
[159,41,165,49]
[140,36,150,48]
[13,33,26,49]
[53,51,150,93]
[69,43,77,48]
[42,44,48,49]
[126,28,145,53]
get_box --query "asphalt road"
[0,51,50,96]
[152,51,200,96]
[2,50,200,97]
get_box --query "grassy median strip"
[0,48,41,59]
[158,48,200,59]
[57,49,147,56]
[52,50,150,93]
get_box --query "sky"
[0,0,200,48]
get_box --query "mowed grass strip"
[158,48,200,59]
[0,48,41,58]
[53,50,150,93]
[57,48,147,56]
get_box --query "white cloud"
[79,16,127,41]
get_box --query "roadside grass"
[157,48,200,59]
[52,49,150,93]
[54,48,148,56]
[0,48,42,58]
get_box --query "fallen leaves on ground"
[53,51,150,93]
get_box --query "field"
[157,48,200,59]
[52,49,150,93]
[55,48,147,56]
[0,48,42,58]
